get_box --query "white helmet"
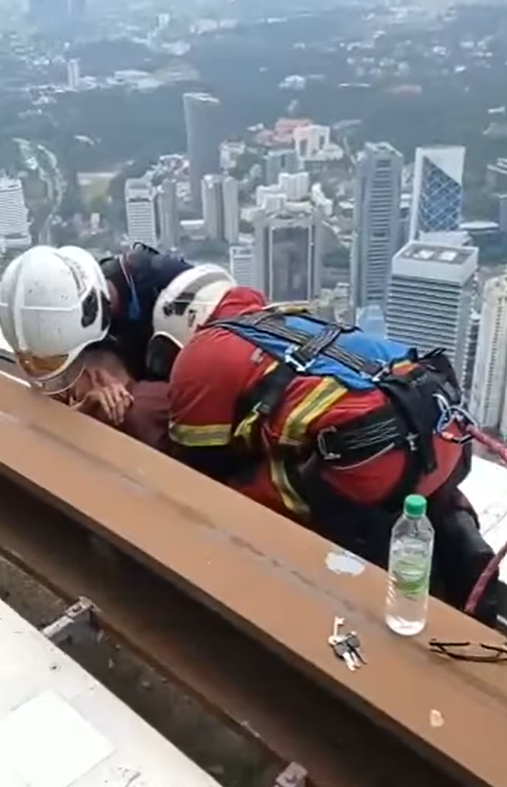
[0,245,111,394]
[151,263,235,349]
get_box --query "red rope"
[464,424,507,617]
[468,424,507,465]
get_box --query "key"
[330,637,356,671]
[332,616,345,640]
[345,632,367,665]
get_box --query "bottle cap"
[403,494,427,518]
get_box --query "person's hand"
[71,383,133,426]
[70,367,133,426]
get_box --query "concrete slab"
[0,597,220,787]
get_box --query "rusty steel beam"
[0,374,504,787]
[0,475,459,787]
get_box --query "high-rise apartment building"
[254,206,323,302]
[183,93,222,210]
[463,309,481,397]
[497,193,507,234]
[265,149,299,185]
[201,175,224,240]
[222,176,239,244]
[158,179,180,249]
[0,177,30,250]
[256,186,287,213]
[67,59,80,91]
[229,243,257,287]
[350,142,403,316]
[201,174,239,243]
[470,276,507,431]
[293,124,330,161]
[278,172,310,201]
[409,146,465,241]
[125,178,157,247]
[386,241,477,382]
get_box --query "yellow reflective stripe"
[233,360,278,446]
[280,377,347,446]
[269,458,309,518]
[169,422,231,447]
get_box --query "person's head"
[147,263,235,378]
[151,263,235,347]
[0,245,111,395]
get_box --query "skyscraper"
[202,175,224,240]
[386,241,477,383]
[409,146,465,241]
[67,59,80,91]
[350,142,403,316]
[183,93,222,210]
[0,177,31,250]
[158,179,180,249]
[254,206,323,302]
[125,178,157,247]
[265,149,299,185]
[470,276,507,430]
[463,309,480,398]
[229,243,257,287]
[201,174,239,243]
[222,176,239,244]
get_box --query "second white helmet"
[0,245,111,394]
[152,263,235,349]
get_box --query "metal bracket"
[275,762,307,787]
[42,597,97,647]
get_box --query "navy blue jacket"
[100,244,192,380]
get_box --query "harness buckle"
[284,345,313,373]
[407,433,419,452]
[251,400,272,417]
[370,363,392,384]
[317,428,342,461]
[434,393,475,444]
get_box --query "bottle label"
[391,557,430,599]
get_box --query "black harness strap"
[317,406,411,462]
[234,363,296,425]
[213,311,463,510]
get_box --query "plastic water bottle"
[385,494,434,636]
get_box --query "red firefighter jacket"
[167,287,466,523]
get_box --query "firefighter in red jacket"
[146,264,498,626]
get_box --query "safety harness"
[209,308,463,512]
